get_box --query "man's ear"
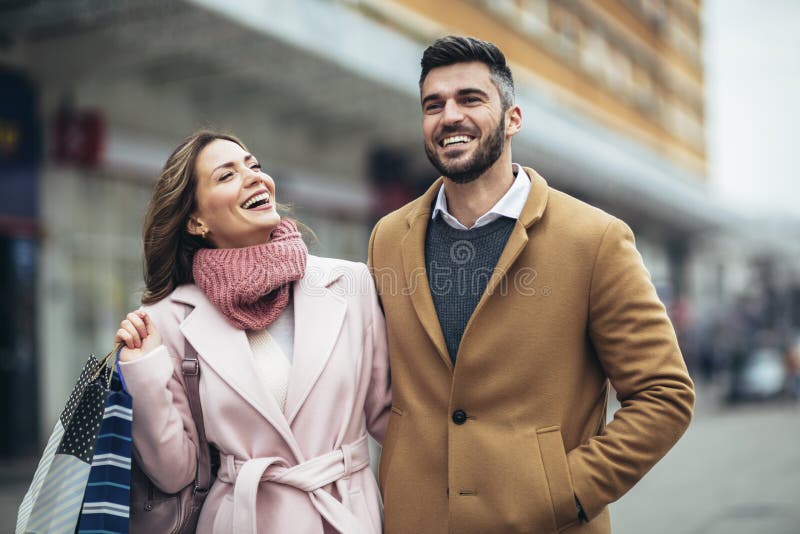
[186,214,206,237]
[506,105,522,138]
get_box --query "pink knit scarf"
[192,219,308,330]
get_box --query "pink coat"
[119,256,391,533]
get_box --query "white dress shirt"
[431,163,531,230]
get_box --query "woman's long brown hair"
[141,130,247,304]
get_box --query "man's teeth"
[241,192,270,209]
[442,135,471,147]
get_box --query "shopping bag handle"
[91,342,124,381]
[115,345,130,393]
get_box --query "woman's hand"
[115,310,163,362]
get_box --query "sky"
[704,0,800,219]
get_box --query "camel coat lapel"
[399,178,452,371]
[397,172,549,370]
[459,169,549,350]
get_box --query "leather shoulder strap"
[181,304,212,493]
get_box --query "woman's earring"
[201,229,208,239]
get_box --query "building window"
[549,4,582,59]
[580,28,608,77]
[519,0,550,37]
[640,0,667,30]
[481,0,518,19]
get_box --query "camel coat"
[368,168,694,533]
[119,256,391,534]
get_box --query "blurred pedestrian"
[368,35,695,533]
[785,335,800,400]
[115,131,390,533]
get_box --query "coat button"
[452,409,467,425]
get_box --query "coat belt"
[217,434,371,533]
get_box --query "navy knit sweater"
[425,214,516,364]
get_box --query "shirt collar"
[431,163,532,230]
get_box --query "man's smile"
[440,134,475,148]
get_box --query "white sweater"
[246,301,294,411]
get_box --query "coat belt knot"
[218,434,371,533]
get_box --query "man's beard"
[425,114,506,184]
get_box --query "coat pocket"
[536,426,579,531]
[378,406,403,492]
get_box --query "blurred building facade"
[0,0,798,450]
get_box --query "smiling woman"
[187,138,281,249]
[111,130,391,533]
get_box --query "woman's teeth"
[241,192,271,209]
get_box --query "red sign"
[53,108,105,167]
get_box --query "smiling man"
[368,36,695,533]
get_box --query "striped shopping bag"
[76,366,133,533]
[16,350,115,534]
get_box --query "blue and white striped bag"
[76,363,133,533]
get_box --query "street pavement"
[1,382,797,533]
[610,385,800,534]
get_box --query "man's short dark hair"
[419,35,515,109]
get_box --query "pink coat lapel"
[170,256,347,451]
[284,256,347,425]
[171,285,297,451]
